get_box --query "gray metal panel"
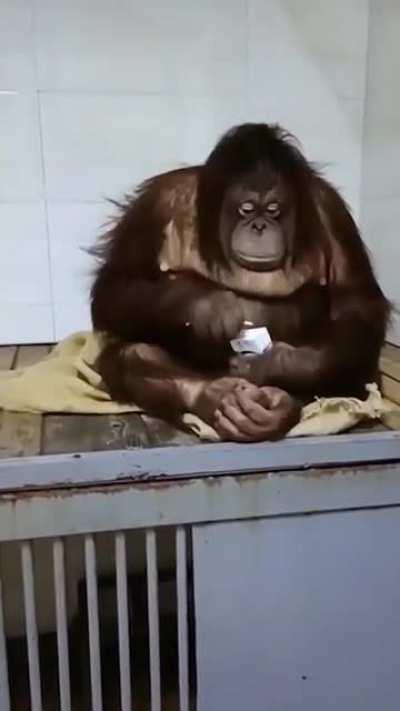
[0,431,399,493]
[193,509,400,711]
[0,463,400,542]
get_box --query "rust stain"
[0,474,196,502]
[229,462,400,484]
[289,462,400,479]
[0,461,397,503]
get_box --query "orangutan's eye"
[238,202,255,217]
[266,202,281,218]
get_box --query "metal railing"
[0,527,192,711]
[0,430,399,710]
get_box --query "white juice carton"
[230,324,272,355]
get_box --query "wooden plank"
[382,343,400,361]
[382,374,400,406]
[15,345,51,369]
[380,355,400,383]
[0,346,47,458]
[0,346,16,371]
[379,343,400,392]
[0,412,42,459]
[350,419,388,433]
[42,413,149,455]
[141,415,199,447]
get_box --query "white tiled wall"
[361,0,400,345]
[0,203,53,343]
[46,203,105,340]
[40,93,217,202]
[0,0,371,343]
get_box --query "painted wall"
[0,0,369,344]
[361,0,400,345]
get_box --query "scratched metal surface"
[0,430,399,494]
[0,461,400,542]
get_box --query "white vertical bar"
[115,533,132,711]
[53,539,71,711]
[0,571,10,711]
[84,535,103,711]
[176,527,190,711]
[146,529,161,711]
[21,542,43,711]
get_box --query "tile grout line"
[30,0,57,342]
[359,0,373,232]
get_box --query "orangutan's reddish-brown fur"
[89,123,390,442]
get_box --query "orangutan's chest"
[237,285,329,344]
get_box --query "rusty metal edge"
[0,463,400,542]
[0,430,399,493]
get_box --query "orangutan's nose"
[251,218,267,234]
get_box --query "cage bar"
[115,532,132,711]
[176,526,190,711]
[146,529,161,711]
[84,535,103,711]
[21,541,43,711]
[0,570,10,711]
[53,538,71,711]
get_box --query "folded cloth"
[1,331,399,441]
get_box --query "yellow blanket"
[0,331,399,441]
